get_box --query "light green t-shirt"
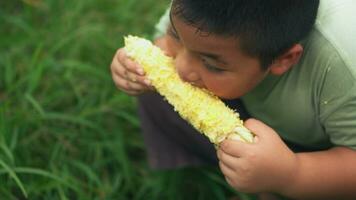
[242,0,356,150]
[154,0,356,150]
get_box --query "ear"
[270,44,303,75]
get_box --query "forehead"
[170,13,245,58]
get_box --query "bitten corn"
[124,35,254,144]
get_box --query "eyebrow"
[168,11,228,65]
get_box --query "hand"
[217,119,299,194]
[110,47,154,95]
[110,34,181,96]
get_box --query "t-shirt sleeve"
[319,52,356,149]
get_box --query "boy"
[110,0,356,199]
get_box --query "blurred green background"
[0,0,255,199]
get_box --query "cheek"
[202,75,246,99]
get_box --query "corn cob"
[124,35,254,144]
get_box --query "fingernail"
[136,68,144,75]
[144,79,151,86]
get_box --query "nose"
[175,49,200,83]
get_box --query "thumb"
[244,118,275,140]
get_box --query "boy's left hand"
[217,118,299,194]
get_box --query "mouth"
[188,81,206,89]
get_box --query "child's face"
[169,13,270,99]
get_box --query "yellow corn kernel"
[124,35,253,144]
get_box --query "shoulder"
[300,1,356,148]
[297,0,356,120]
[300,0,356,97]
[313,0,356,75]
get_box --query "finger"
[126,58,145,76]
[126,71,152,87]
[112,73,129,91]
[112,54,152,88]
[115,49,143,77]
[120,50,145,76]
[219,139,250,157]
[219,160,236,178]
[112,74,145,93]
[244,118,276,139]
[127,80,147,91]
[116,86,143,95]
[111,55,127,77]
[117,84,143,96]
[217,149,240,170]
[116,48,127,64]
[114,71,153,92]
[127,72,137,82]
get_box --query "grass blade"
[25,93,45,116]
[0,167,79,192]
[0,144,14,164]
[69,160,101,186]
[42,112,105,134]
[0,159,28,198]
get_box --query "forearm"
[281,146,356,199]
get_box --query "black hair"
[172,0,320,69]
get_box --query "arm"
[218,119,356,200]
[282,146,356,199]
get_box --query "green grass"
[0,0,256,199]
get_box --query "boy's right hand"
[111,34,180,96]
[110,48,153,95]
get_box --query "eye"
[167,26,180,41]
[201,59,225,73]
